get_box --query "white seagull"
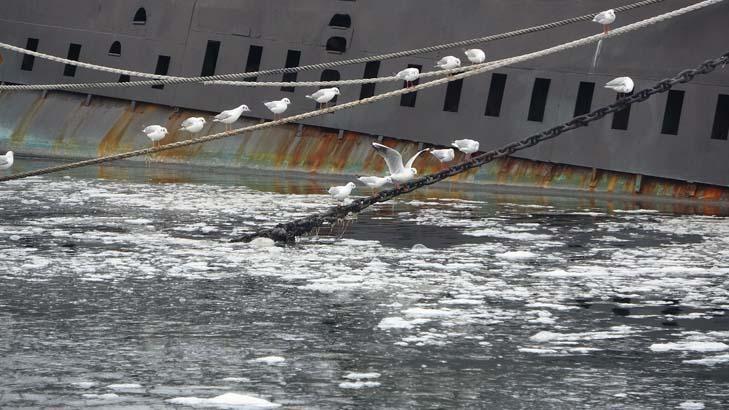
[464,49,486,64]
[179,117,206,133]
[264,98,291,120]
[371,142,428,187]
[395,67,420,88]
[604,77,634,94]
[213,104,250,131]
[142,125,168,147]
[306,88,340,109]
[328,182,356,202]
[357,175,392,194]
[430,148,455,170]
[593,9,616,34]
[435,56,461,70]
[0,151,14,170]
[452,139,480,160]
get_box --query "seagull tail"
[305,94,314,99]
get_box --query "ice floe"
[166,393,280,408]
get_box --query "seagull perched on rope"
[604,77,634,94]
[429,148,455,170]
[264,98,291,120]
[213,104,250,131]
[593,9,616,34]
[452,139,479,161]
[179,117,206,133]
[142,125,168,148]
[357,175,392,194]
[306,88,339,109]
[0,151,14,170]
[435,56,461,70]
[371,143,428,188]
[395,67,420,88]
[464,49,486,64]
[328,181,356,202]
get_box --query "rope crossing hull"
[229,52,729,243]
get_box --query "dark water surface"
[1,159,729,409]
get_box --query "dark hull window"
[484,73,507,117]
[711,94,729,140]
[329,14,351,28]
[244,45,263,82]
[133,8,147,24]
[108,41,121,56]
[281,50,301,92]
[200,40,220,76]
[611,92,633,130]
[20,38,39,71]
[527,78,551,122]
[661,90,685,135]
[63,43,82,77]
[573,82,595,117]
[400,64,422,108]
[118,74,130,82]
[360,61,380,99]
[443,79,464,112]
[152,55,171,89]
[326,37,346,53]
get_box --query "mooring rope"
[0,0,667,91]
[0,0,721,184]
[230,51,729,243]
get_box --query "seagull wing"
[0,156,9,167]
[181,118,196,127]
[605,77,628,87]
[405,148,429,169]
[264,101,277,109]
[306,89,325,100]
[214,110,233,121]
[372,143,405,175]
[143,125,161,134]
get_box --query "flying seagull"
[371,142,428,187]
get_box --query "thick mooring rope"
[0,0,721,184]
[230,51,729,243]
[0,0,667,91]
[0,0,718,184]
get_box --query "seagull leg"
[603,25,609,34]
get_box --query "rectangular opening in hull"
[485,73,507,117]
[527,78,551,122]
[244,45,263,82]
[20,38,39,71]
[661,90,685,135]
[63,43,81,77]
[443,79,464,112]
[200,40,220,76]
[611,92,633,130]
[573,81,595,117]
[360,61,380,99]
[281,50,301,92]
[711,94,729,140]
[400,64,422,108]
[152,55,171,90]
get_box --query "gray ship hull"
[1,0,728,188]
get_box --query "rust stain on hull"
[9,96,45,146]
[97,106,137,156]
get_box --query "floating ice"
[495,251,538,260]
[107,383,143,391]
[251,356,286,365]
[71,381,97,389]
[343,372,381,380]
[338,381,381,389]
[650,342,729,353]
[166,393,280,408]
[684,353,729,366]
[678,401,705,410]
[82,393,119,399]
[377,317,415,329]
[249,237,276,248]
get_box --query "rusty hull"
[1,91,729,206]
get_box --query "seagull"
[435,56,461,70]
[452,139,480,160]
[371,142,428,187]
[429,148,455,170]
[213,104,250,131]
[306,88,340,109]
[464,49,486,64]
[142,125,168,148]
[604,77,634,94]
[264,98,291,120]
[357,175,392,194]
[395,67,420,88]
[593,9,616,34]
[328,181,356,202]
[0,151,14,170]
[179,117,206,133]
